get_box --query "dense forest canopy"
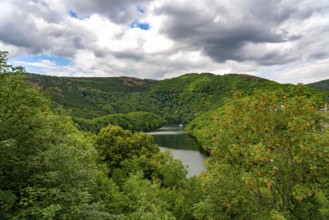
[26,72,290,123]
[308,79,329,93]
[0,51,195,219]
[189,91,329,219]
[26,70,327,134]
[1,50,329,219]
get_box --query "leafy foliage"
[25,73,156,119]
[308,79,329,92]
[187,85,326,151]
[0,52,199,219]
[26,72,292,125]
[74,111,166,133]
[0,55,116,218]
[194,91,329,219]
[95,125,160,172]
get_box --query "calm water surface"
[148,125,206,177]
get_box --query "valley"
[1,50,328,219]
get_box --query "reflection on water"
[148,125,206,177]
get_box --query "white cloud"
[268,58,329,84]
[0,0,328,83]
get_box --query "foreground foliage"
[193,91,329,219]
[0,52,111,219]
[0,51,198,219]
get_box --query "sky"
[0,0,328,84]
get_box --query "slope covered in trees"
[308,79,329,92]
[74,111,166,133]
[27,72,328,132]
[186,84,327,151]
[26,74,156,119]
[26,72,293,124]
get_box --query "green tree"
[0,51,114,219]
[95,125,160,175]
[74,111,165,133]
[196,91,329,219]
[120,172,177,220]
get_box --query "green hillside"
[25,74,156,119]
[308,79,329,92]
[26,73,290,124]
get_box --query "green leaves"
[0,51,114,219]
[26,70,305,125]
[95,125,160,175]
[74,111,166,133]
[0,51,24,74]
[122,173,176,220]
[194,90,329,219]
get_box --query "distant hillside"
[25,73,325,123]
[25,73,156,118]
[146,73,282,122]
[308,79,329,92]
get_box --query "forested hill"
[25,73,324,124]
[25,74,156,119]
[308,79,329,92]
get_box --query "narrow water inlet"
[148,125,206,177]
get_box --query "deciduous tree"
[196,91,329,219]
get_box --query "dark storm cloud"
[70,0,154,24]
[155,0,306,65]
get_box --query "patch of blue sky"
[130,20,150,30]
[69,10,78,18]
[19,54,72,66]
[137,6,145,13]
[12,54,72,74]
[8,59,40,74]
[68,9,89,20]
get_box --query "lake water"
[148,125,206,177]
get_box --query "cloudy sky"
[1,0,328,83]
